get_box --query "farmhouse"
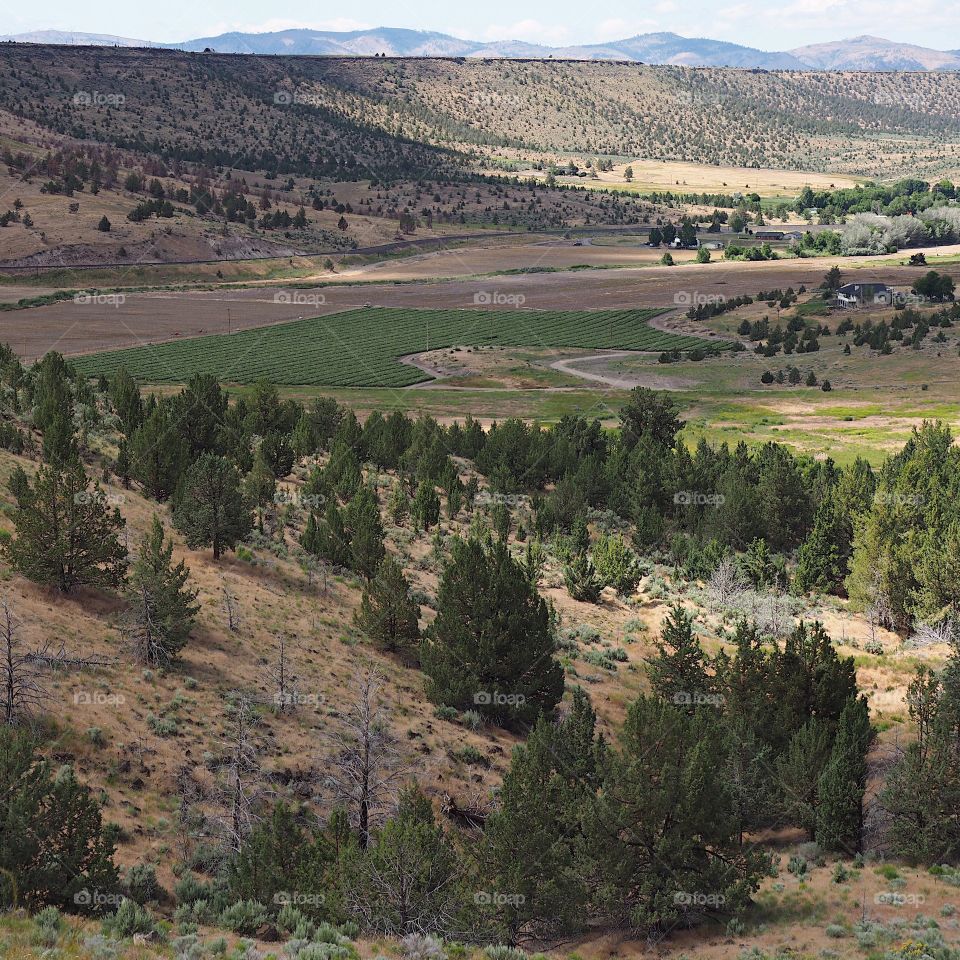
[836,282,891,307]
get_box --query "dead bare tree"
[1,599,48,726]
[707,555,746,611]
[270,633,298,714]
[223,581,240,633]
[321,668,408,848]
[214,697,263,852]
[911,618,958,649]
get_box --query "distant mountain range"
[4,27,960,72]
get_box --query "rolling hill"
[4,26,960,71]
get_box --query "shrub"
[485,948,527,960]
[460,709,483,731]
[126,863,162,904]
[402,935,446,960]
[219,899,270,935]
[788,855,808,877]
[277,903,308,935]
[102,899,156,938]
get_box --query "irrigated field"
[69,306,720,386]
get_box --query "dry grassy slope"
[0,439,665,890]
[2,46,960,186]
[1,422,957,959]
[285,58,960,178]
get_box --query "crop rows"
[71,307,725,387]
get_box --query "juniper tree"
[128,516,199,666]
[563,551,602,603]
[354,557,420,660]
[815,696,871,853]
[344,485,385,581]
[173,454,251,560]
[422,537,564,729]
[109,368,143,435]
[322,670,406,848]
[3,459,127,593]
[342,785,461,936]
[881,651,960,862]
[482,688,601,943]
[0,600,48,726]
[0,726,119,910]
[244,452,276,533]
[645,604,716,707]
[129,402,190,501]
[594,695,769,934]
[411,481,440,533]
[302,502,350,568]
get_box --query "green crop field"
[70,307,727,387]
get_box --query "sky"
[1,0,958,50]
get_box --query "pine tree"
[344,486,385,580]
[774,719,832,839]
[3,459,127,593]
[342,785,460,936]
[595,695,768,933]
[354,557,420,660]
[482,688,600,943]
[816,696,871,853]
[646,604,715,707]
[128,516,199,666]
[421,537,564,728]
[411,481,440,532]
[244,452,276,532]
[173,454,251,560]
[129,402,190,501]
[0,726,119,910]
